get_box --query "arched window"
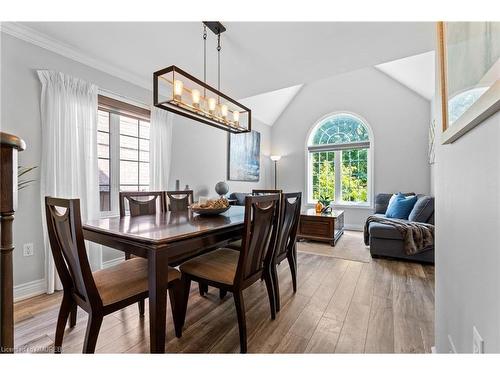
[307,112,372,206]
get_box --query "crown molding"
[0,22,151,91]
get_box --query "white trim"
[304,110,375,207]
[102,256,125,269]
[14,278,46,302]
[344,224,364,231]
[0,22,150,91]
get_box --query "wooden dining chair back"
[270,192,302,311]
[45,197,100,310]
[166,190,194,212]
[274,192,302,260]
[119,191,166,217]
[236,194,281,287]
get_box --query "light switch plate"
[473,326,484,354]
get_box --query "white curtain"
[38,70,102,294]
[149,107,173,190]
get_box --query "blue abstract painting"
[228,130,260,181]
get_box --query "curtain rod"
[98,88,150,111]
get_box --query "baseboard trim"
[14,278,46,302]
[344,224,363,231]
[102,256,125,269]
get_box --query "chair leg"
[54,294,73,353]
[179,275,192,328]
[219,289,228,300]
[168,280,183,338]
[198,282,208,296]
[263,268,276,320]
[271,261,281,313]
[82,314,103,354]
[69,302,77,328]
[233,290,247,353]
[287,246,298,293]
[138,299,145,317]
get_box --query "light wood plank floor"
[13,231,434,353]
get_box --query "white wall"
[271,67,431,229]
[0,33,271,292]
[169,116,271,198]
[435,111,500,353]
[433,57,500,351]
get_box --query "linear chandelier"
[153,22,251,133]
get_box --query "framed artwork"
[228,130,261,181]
[437,22,500,144]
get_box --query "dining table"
[82,206,245,353]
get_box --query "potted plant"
[315,194,332,214]
[18,166,37,190]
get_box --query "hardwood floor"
[13,231,434,353]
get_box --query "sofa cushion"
[385,193,417,219]
[369,220,405,240]
[375,192,415,214]
[408,195,434,223]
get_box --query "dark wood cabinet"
[1,132,26,354]
[297,208,344,246]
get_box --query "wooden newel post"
[1,132,26,354]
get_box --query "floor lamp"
[270,155,282,189]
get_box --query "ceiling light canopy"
[153,22,251,133]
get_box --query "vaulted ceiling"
[14,22,435,100]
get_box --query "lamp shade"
[270,155,282,162]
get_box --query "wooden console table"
[1,132,26,354]
[297,208,344,246]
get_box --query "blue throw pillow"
[385,193,418,219]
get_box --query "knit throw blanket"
[364,215,434,255]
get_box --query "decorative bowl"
[191,206,230,216]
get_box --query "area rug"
[297,230,372,263]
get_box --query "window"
[307,113,372,206]
[97,95,151,213]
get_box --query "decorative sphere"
[215,181,229,196]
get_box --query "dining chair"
[45,197,183,353]
[119,191,166,217]
[166,190,194,212]
[119,191,167,313]
[178,194,281,353]
[271,192,302,311]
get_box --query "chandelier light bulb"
[220,104,228,119]
[191,89,201,108]
[233,110,240,125]
[208,97,217,113]
[173,80,184,101]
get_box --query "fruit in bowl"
[191,197,230,215]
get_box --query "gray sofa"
[367,193,435,264]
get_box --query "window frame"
[97,94,151,217]
[305,111,374,209]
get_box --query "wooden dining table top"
[83,205,245,245]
